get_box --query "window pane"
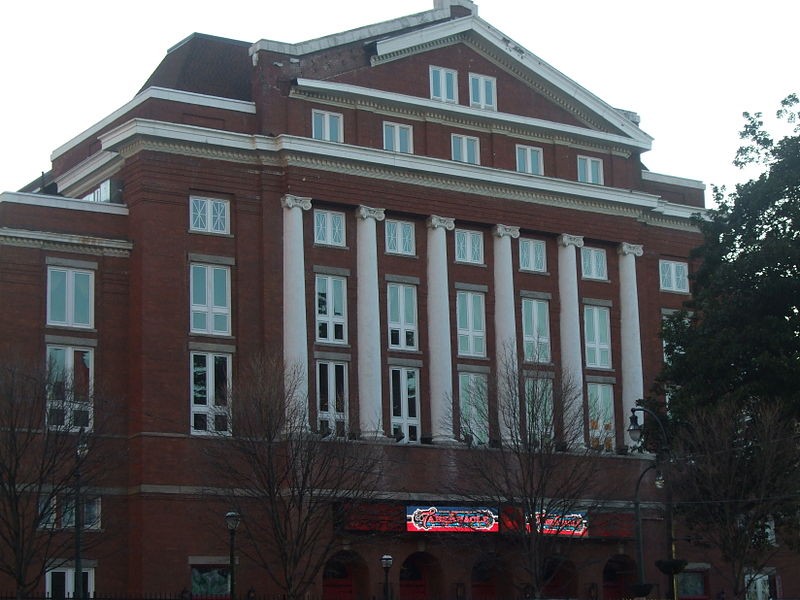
[193,354,207,405]
[398,126,410,152]
[318,363,329,412]
[445,71,455,101]
[431,68,441,98]
[386,221,397,251]
[213,355,228,406]
[391,369,402,417]
[49,270,67,323]
[404,286,415,324]
[212,268,227,308]
[191,266,206,305]
[73,272,91,326]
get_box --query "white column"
[427,215,456,443]
[618,242,644,447]
[493,224,520,442]
[281,194,312,426]
[356,205,386,439]
[557,233,585,446]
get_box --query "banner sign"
[406,506,499,533]
[535,511,588,537]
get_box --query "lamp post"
[74,427,88,600]
[380,554,393,600]
[632,462,657,598]
[225,511,241,600]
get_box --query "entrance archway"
[602,554,637,600]
[542,556,578,598]
[471,553,513,600]
[399,552,443,600]
[323,551,368,600]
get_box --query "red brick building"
[1,2,796,600]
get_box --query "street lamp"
[74,427,89,600]
[632,462,657,598]
[380,554,393,600]
[226,511,241,600]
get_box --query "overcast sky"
[1,0,795,203]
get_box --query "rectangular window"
[588,383,614,451]
[455,229,483,264]
[312,109,343,142]
[469,73,496,110]
[47,267,93,328]
[191,352,231,435]
[516,144,543,175]
[47,568,94,600]
[316,275,347,343]
[390,367,420,444]
[317,361,348,436]
[430,66,458,103]
[520,238,546,272]
[383,122,413,153]
[191,565,230,597]
[660,260,689,293]
[46,345,93,431]
[581,247,607,280]
[577,155,604,184]
[525,378,554,442]
[451,134,480,165]
[459,372,488,445]
[584,305,611,368]
[190,196,229,235]
[314,209,346,247]
[190,264,231,335]
[385,220,415,256]
[678,571,708,600]
[387,283,417,350]
[457,291,486,357]
[522,298,551,363]
[61,496,102,530]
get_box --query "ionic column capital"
[618,242,644,257]
[427,215,455,231]
[558,233,584,248]
[357,205,385,222]
[493,224,520,239]
[281,194,312,211]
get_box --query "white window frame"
[312,109,343,142]
[61,496,102,530]
[190,352,232,435]
[581,246,608,280]
[457,290,486,357]
[190,264,231,336]
[525,377,554,442]
[47,267,94,329]
[522,298,551,363]
[389,366,421,444]
[46,567,95,599]
[659,260,689,293]
[316,274,347,344]
[383,122,413,153]
[387,283,417,350]
[190,196,230,235]
[451,134,480,165]
[584,305,611,368]
[588,383,614,451]
[429,65,458,103]
[316,361,348,436]
[455,229,484,264]
[516,144,544,176]
[519,238,546,272]
[46,345,93,432]
[314,209,346,247]
[459,372,488,445]
[577,155,604,184]
[385,220,415,256]
[469,73,497,110]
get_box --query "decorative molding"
[0,227,132,257]
[357,205,386,222]
[558,234,584,249]
[0,192,128,215]
[427,215,455,231]
[281,194,312,211]
[493,224,520,239]
[618,242,644,257]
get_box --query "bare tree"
[207,354,383,600]
[669,402,800,600]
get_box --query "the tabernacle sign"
[406,506,499,532]
[535,511,588,537]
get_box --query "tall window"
[317,361,348,436]
[387,283,417,350]
[584,305,611,368]
[577,155,604,184]
[314,210,346,247]
[516,145,543,176]
[522,298,551,363]
[581,247,607,280]
[455,229,483,264]
[469,73,496,110]
[312,110,343,142]
[459,372,488,445]
[390,367,420,444]
[520,238,546,272]
[47,267,93,328]
[451,134,480,165]
[46,345,93,431]
[383,122,413,153]
[457,291,486,357]
[190,264,231,335]
[190,352,231,435]
[659,260,689,293]
[588,383,614,451]
[190,196,229,234]
[525,377,554,442]
[316,275,347,343]
[429,66,458,103]
[385,220,415,256]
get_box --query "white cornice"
[0,191,129,215]
[55,151,124,198]
[0,227,132,257]
[50,87,256,162]
[642,170,706,190]
[294,78,650,152]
